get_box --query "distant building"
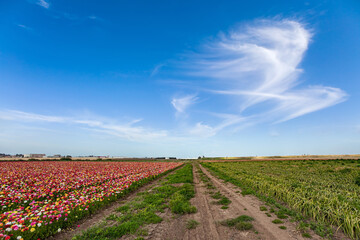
[29,154,46,158]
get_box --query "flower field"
[0,161,181,240]
[202,159,360,239]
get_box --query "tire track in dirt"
[198,164,322,240]
[182,164,221,240]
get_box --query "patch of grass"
[220,215,254,227]
[106,214,118,221]
[217,196,231,206]
[186,219,200,229]
[235,221,253,230]
[279,226,287,230]
[136,228,148,236]
[166,164,193,184]
[169,192,197,214]
[355,175,360,186]
[240,189,253,196]
[260,206,267,211]
[309,222,333,238]
[132,201,147,210]
[275,209,289,219]
[211,191,222,199]
[272,219,284,224]
[276,213,289,219]
[297,221,333,238]
[302,232,312,238]
[72,221,140,240]
[265,213,271,217]
[297,222,310,231]
[169,183,196,214]
[116,205,130,213]
[221,206,229,209]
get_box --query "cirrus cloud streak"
[176,19,347,135]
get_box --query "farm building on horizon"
[24,154,46,158]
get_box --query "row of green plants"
[73,164,197,240]
[201,159,360,239]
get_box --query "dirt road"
[149,164,323,240]
[51,163,349,240]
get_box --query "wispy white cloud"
[30,0,105,23]
[151,63,165,76]
[171,95,198,114]
[0,110,65,122]
[189,114,245,137]
[87,15,105,22]
[178,18,347,134]
[36,0,50,9]
[0,110,167,141]
[88,15,98,20]
[16,24,33,31]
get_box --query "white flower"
[37,223,42,227]
[58,228,61,232]
[5,228,11,232]
[17,236,22,240]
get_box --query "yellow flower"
[30,228,35,232]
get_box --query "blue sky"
[0,0,359,158]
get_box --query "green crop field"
[202,159,360,239]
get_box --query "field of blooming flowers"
[0,161,182,240]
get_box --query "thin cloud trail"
[36,0,50,9]
[171,95,198,115]
[0,110,167,142]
